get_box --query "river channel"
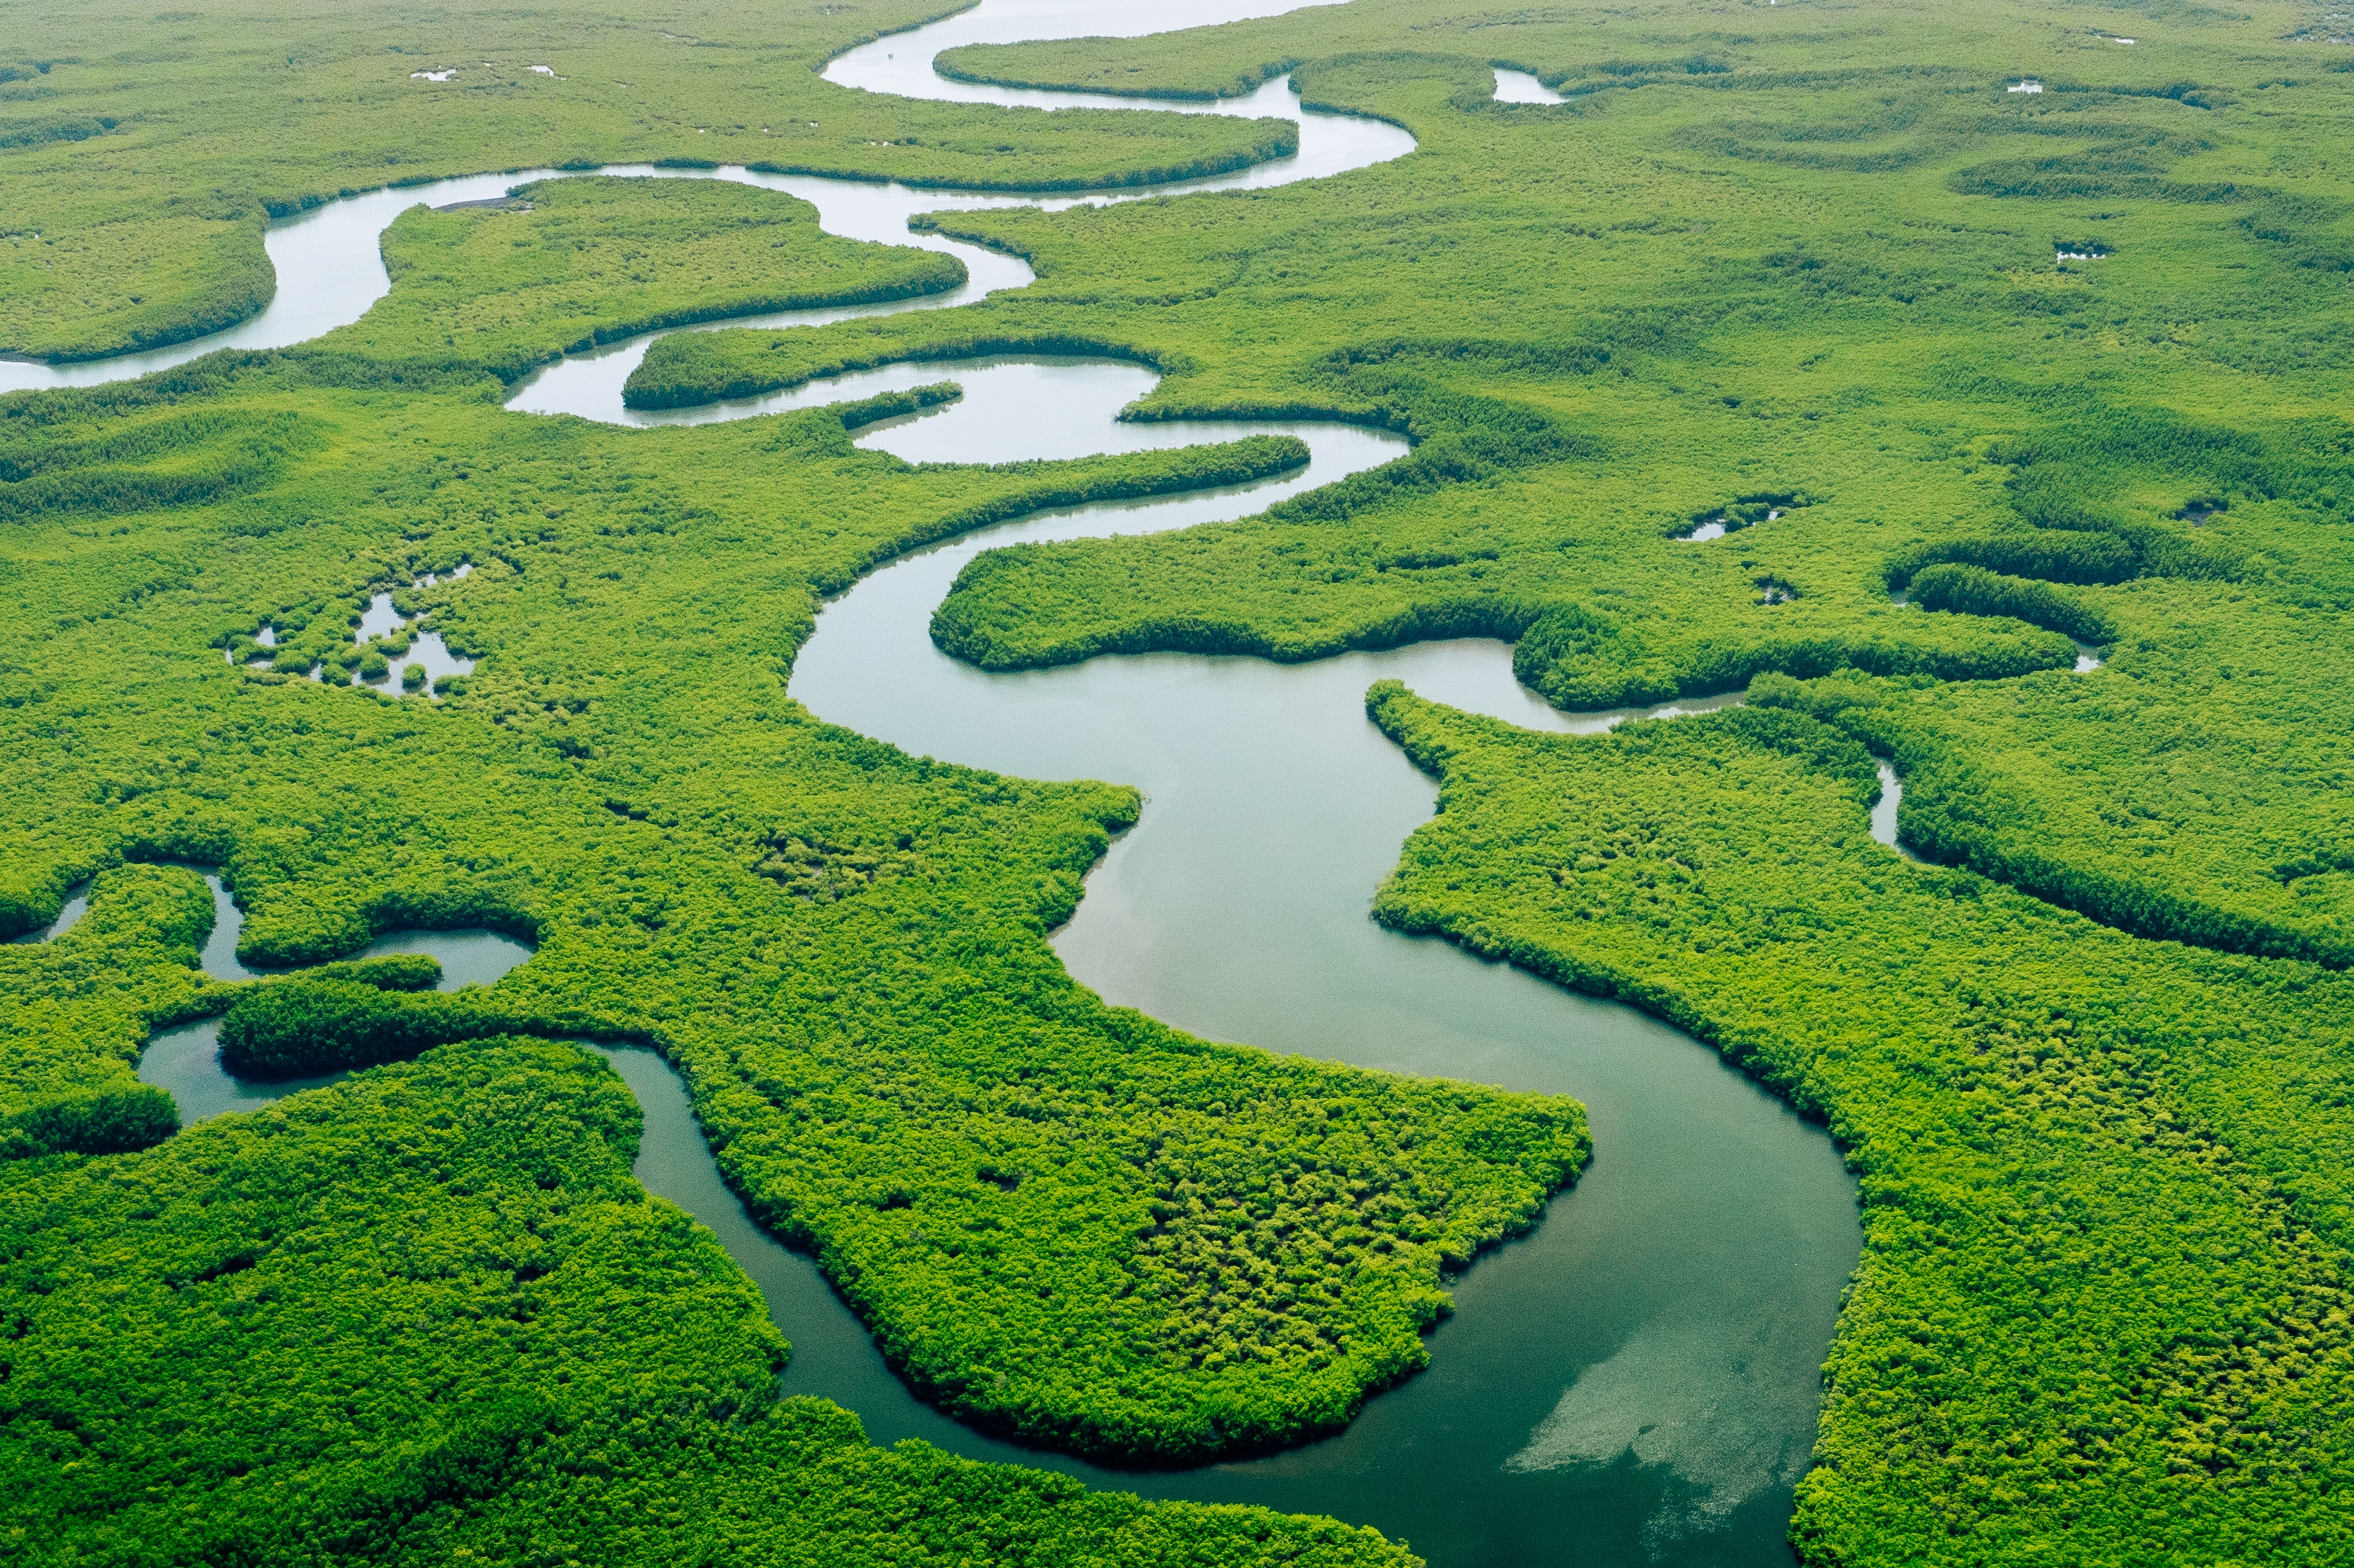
[17,3,1864,1564]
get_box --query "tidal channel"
[21,3,1862,1563]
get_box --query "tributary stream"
[19,4,1864,1564]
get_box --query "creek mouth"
[39,2,1859,1563]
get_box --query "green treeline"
[217,974,493,1079]
[1363,683,2354,1566]
[1752,667,2354,969]
[625,327,1187,411]
[1906,562,2117,646]
[0,1083,179,1159]
[1883,530,2142,588]
[0,407,320,521]
[748,118,1302,195]
[1508,599,2077,709]
[0,1039,1413,1565]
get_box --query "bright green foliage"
[1758,651,2354,968]
[0,1038,774,1560]
[652,4,2354,1554]
[318,178,966,383]
[0,406,323,523]
[0,176,1584,1473]
[1905,564,2116,646]
[216,972,488,1078]
[201,958,1573,1462]
[0,862,216,1153]
[0,1038,1411,1565]
[10,0,2354,1559]
[812,4,2354,971]
[0,0,1294,359]
[1364,683,2354,1566]
[419,1400,1416,1568]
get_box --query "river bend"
[15,4,1862,1564]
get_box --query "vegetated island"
[7,0,2354,1564]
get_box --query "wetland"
[7,1,2354,1566]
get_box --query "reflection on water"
[781,356,1859,1566]
[1506,1319,1813,1547]
[1870,761,1919,861]
[8,882,88,944]
[1493,68,1568,104]
[135,868,532,1124]
[31,1,1858,1561]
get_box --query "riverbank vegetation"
[864,7,2354,980]
[1,1038,1409,1565]
[0,0,1294,361]
[1364,685,2354,1566]
[0,162,1581,1556]
[0,329,1588,1461]
[654,0,2353,1559]
[321,177,968,384]
[8,0,2354,1561]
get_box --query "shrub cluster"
[1364,685,2354,1567]
[1907,562,2117,645]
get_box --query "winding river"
[15,4,1864,1564]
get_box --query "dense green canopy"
[5,0,2353,1562]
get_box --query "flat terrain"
[4,0,2354,1564]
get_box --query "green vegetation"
[0,155,1579,1557]
[0,324,1578,1465]
[0,861,216,1156]
[1364,685,2354,1564]
[217,970,485,1078]
[0,0,1294,360]
[646,0,2353,1556]
[10,0,2354,1560]
[321,176,968,383]
[1,1038,1410,1565]
[1904,564,2117,646]
[834,4,2354,979]
[1755,654,2354,968]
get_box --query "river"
[15,4,1862,1564]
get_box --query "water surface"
[136,869,532,1124]
[778,356,1858,1566]
[23,4,1862,1561]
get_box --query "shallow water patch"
[134,867,532,1124]
[1676,492,1804,541]
[222,565,478,694]
[1870,762,1919,860]
[1493,68,1568,104]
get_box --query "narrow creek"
[15,3,1863,1564]
[770,362,1856,1567]
[114,870,533,1123]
